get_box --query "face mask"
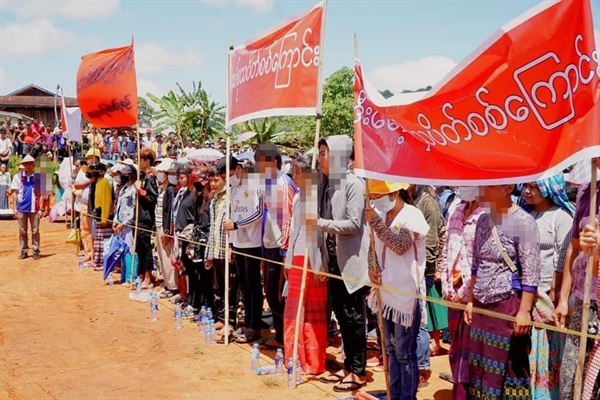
[372,196,396,215]
[193,182,204,192]
[156,172,166,183]
[458,186,479,202]
[85,171,93,179]
[229,175,240,187]
[120,175,130,184]
[168,175,178,185]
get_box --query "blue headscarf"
[518,174,575,216]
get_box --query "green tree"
[321,66,354,138]
[137,97,155,127]
[240,117,279,144]
[147,81,225,144]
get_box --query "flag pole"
[354,32,392,400]
[58,86,77,242]
[574,161,598,400]
[291,0,327,388]
[129,36,140,289]
[224,42,234,346]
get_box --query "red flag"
[227,2,324,126]
[76,43,138,128]
[354,0,599,185]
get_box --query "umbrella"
[566,160,598,185]
[235,131,257,144]
[186,148,225,163]
[235,151,255,164]
[103,235,130,280]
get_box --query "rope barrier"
[79,210,600,340]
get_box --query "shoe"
[32,253,40,260]
[18,252,28,260]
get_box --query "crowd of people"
[2,115,600,400]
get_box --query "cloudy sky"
[1,0,598,103]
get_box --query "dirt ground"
[0,219,453,400]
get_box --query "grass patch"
[262,375,281,388]
[130,328,152,335]
[194,348,204,355]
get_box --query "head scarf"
[518,174,575,216]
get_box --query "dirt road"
[0,219,452,400]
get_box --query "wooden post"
[129,123,141,289]
[291,0,328,387]
[574,162,598,400]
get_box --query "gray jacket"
[317,135,369,294]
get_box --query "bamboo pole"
[291,0,327,387]
[574,162,598,400]
[224,43,234,346]
[129,123,141,289]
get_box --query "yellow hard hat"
[367,179,409,195]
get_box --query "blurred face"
[23,162,34,174]
[318,144,329,175]
[481,185,514,205]
[178,173,189,188]
[256,157,277,176]
[0,164,6,173]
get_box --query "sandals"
[319,371,345,384]
[333,380,366,393]
[439,372,454,384]
[235,329,260,344]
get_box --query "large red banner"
[354,0,599,185]
[77,44,138,128]
[227,2,323,126]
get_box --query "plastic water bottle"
[206,307,213,321]
[296,359,302,384]
[198,306,207,333]
[150,292,159,321]
[274,349,284,377]
[251,343,260,371]
[256,365,276,375]
[78,257,84,271]
[107,274,114,288]
[134,276,142,297]
[209,319,216,344]
[174,304,183,330]
[287,358,294,387]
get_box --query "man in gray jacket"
[317,135,369,392]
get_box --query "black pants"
[212,259,237,324]
[263,247,285,343]
[135,229,153,275]
[234,247,263,331]
[328,256,367,376]
[181,241,213,311]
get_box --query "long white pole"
[574,162,598,400]
[224,43,234,346]
[291,0,327,388]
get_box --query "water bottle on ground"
[107,274,114,288]
[274,349,284,377]
[206,307,213,321]
[256,365,276,375]
[250,343,260,371]
[134,276,142,297]
[78,257,84,271]
[209,319,216,344]
[174,304,183,330]
[296,359,302,385]
[150,292,159,321]
[199,306,207,333]
[204,320,211,344]
[287,358,294,387]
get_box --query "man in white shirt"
[0,128,12,164]
[142,128,154,149]
[223,157,265,343]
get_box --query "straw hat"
[367,179,409,195]
[20,154,35,164]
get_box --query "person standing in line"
[154,158,178,298]
[223,157,265,344]
[91,163,114,272]
[10,155,49,260]
[317,136,369,393]
[440,186,484,399]
[255,143,298,348]
[135,148,159,288]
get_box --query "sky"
[0,0,599,105]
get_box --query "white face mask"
[229,175,240,187]
[156,172,166,183]
[168,175,178,185]
[458,186,479,202]
[371,196,396,215]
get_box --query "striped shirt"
[155,190,164,229]
[207,192,228,260]
[528,205,573,293]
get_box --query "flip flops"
[332,380,366,393]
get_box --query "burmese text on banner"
[76,44,138,128]
[354,0,599,185]
[227,2,323,126]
